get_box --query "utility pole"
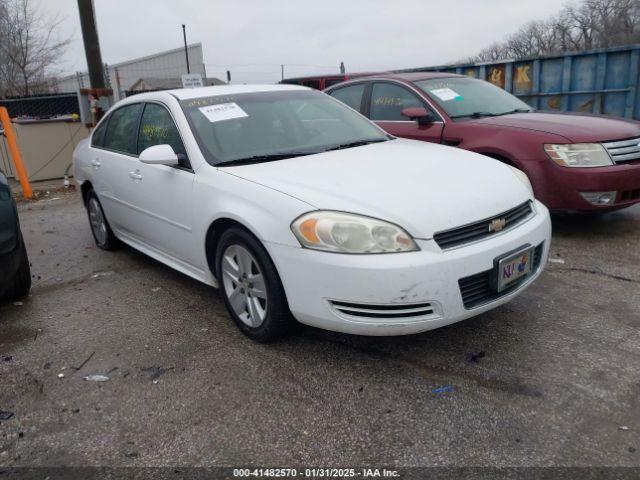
[281,64,284,81]
[77,0,105,89]
[182,24,190,74]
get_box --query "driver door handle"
[91,158,101,168]
[129,170,143,181]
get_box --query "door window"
[138,103,186,157]
[328,83,366,112]
[103,104,142,154]
[91,118,108,147]
[369,83,426,121]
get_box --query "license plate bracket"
[493,244,534,293]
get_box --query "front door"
[96,103,144,232]
[126,102,196,266]
[368,82,444,143]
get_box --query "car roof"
[338,71,464,83]
[166,84,308,100]
[281,72,386,83]
[118,84,311,105]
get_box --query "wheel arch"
[80,180,93,206]
[205,217,263,280]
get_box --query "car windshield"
[415,77,532,119]
[180,89,390,165]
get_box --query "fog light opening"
[579,191,617,206]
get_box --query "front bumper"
[534,159,640,211]
[267,200,551,336]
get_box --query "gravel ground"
[0,190,638,470]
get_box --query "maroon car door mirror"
[401,107,434,125]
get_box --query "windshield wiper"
[450,111,496,119]
[216,152,316,167]
[496,108,533,116]
[323,138,388,152]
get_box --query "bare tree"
[0,0,70,97]
[470,0,640,62]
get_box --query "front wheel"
[215,227,294,342]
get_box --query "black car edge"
[0,169,31,301]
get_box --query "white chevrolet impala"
[74,85,551,342]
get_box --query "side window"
[103,104,142,154]
[137,103,186,157]
[329,83,366,112]
[91,117,108,147]
[369,83,426,121]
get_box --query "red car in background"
[281,72,385,90]
[325,72,640,212]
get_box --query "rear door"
[327,82,367,113]
[366,82,444,143]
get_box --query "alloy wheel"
[221,244,268,327]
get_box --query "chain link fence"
[0,93,80,119]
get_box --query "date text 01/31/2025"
[232,467,400,478]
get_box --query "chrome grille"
[433,201,533,250]
[602,137,640,163]
[330,300,436,319]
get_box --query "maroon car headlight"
[544,143,613,167]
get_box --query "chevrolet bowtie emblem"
[489,218,507,232]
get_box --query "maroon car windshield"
[415,77,532,119]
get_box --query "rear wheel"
[215,227,294,342]
[86,190,120,250]
[2,236,31,301]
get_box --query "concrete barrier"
[0,118,90,182]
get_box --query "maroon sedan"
[325,72,640,212]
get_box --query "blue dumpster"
[397,45,640,120]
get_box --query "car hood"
[219,139,532,239]
[472,112,640,143]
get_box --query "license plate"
[496,247,534,292]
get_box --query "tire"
[86,190,120,250]
[215,227,294,342]
[3,236,31,301]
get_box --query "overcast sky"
[42,0,565,84]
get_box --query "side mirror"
[139,144,179,166]
[401,107,434,126]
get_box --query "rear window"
[325,78,347,88]
[301,80,321,89]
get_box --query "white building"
[53,43,208,101]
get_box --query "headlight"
[544,143,613,167]
[508,165,534,196]
[291,211,419,254]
